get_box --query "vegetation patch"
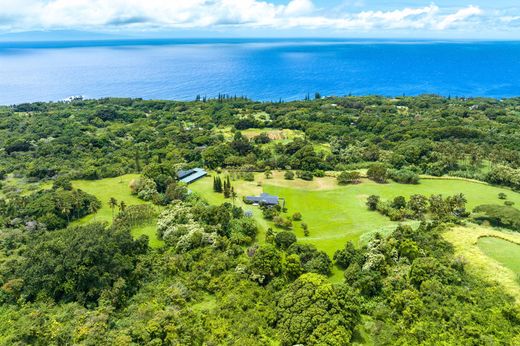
[478,237,520,276]
[71,174,164,247]
[444,225,520,301]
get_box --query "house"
[245,193,279,206]
[177,168,207,184]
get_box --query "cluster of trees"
[2,96,520,191]
[330,223,520,344]
[213,175,236,199]
[367,193,468,222]
[0,185,101,230]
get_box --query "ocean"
[0,39,519,104]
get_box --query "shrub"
[273,215,293,229]
[337,171,361,185]
[284,171,295,180]
[313,169,325,177]
[292,212,302,221]
[366,195,380,211]
[367,163,387,183]
[388,168,420,184]
[298,171,314,181]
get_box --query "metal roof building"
[178,168,208,184]
[245,193,279,206]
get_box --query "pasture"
[445,225,520,301]
[191,171,520,257]
[72,174,164,248]
[478,237,520,275]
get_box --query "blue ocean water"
[0,38,519,104]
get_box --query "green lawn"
[478,237,520,275]
[191,173,520,257]
[72,174,164,248]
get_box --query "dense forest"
[1,95,520,345]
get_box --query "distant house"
[245,193,279,206]
[177,168,207,184]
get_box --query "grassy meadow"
[71,174,164,248]
[445,225,520,301]
[192,171,520,254]
[478,237,520,275]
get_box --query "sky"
[0,0,519,39]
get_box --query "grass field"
[444,225,520,301]
[191,171,520,256]
[478,237,520,275]
[72,174,164,248]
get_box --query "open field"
[444,225,520,301]
[71,174,164,248]
[478,237,520,274]
[191,172,520,257]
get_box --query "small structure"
[177,168,207,184]
[245,193,279,206]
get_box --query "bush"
[284,171,295,180]
[243,172,255,181]
[337,171,361,185]
[273,215,293,229]
[313,169,325,177]
[388,168,419,184]
[367,163,387,183]
[366,195,380,211]
[292,212,302,221]
[298,171,314,181]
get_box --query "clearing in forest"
[71,174,164,248]
[191,171,520,257]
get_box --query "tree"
[366,195,380,210]
[230,187,238,205]
[301,222,309,236]
[408,194,429,218]
[284,171,294,180]
[109,197,118,219]
[292,212,302,221]
[274,231,297,249]
[223,176,231,198]
[250,245,282,284]
[284,254,303,281]
[333,241,361,269]
[367,163,388,183]
[277,273,360,346]
[264,168,273,179]
[391,196,406,209]
[118,201,127,213]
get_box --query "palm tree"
[119,201,127,213]
[109,197,118,219]
[231,187,237,206]
[88,202,99,220]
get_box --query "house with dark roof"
[177,168,207,184]
[245,193,279,206]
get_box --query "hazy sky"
[0,0,519,39]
